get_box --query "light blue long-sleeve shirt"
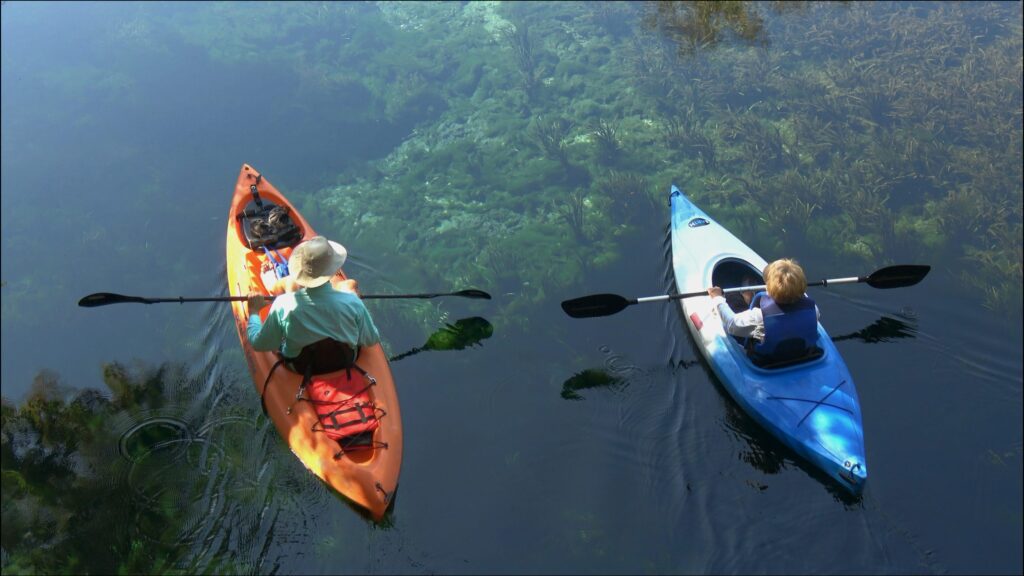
[247,284,381,359]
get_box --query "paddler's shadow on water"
[388,316,494,362]
[830,313,918,344]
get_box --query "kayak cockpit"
[712,259,826,371]
[712,258,764,313]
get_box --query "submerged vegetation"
[290,1,1021,319]
[2,1,1020,343]
[1,362,266,574]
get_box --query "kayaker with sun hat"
[246,235,381,365]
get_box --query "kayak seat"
[283,339,389,459]
[749,342,824,369]
[238,201,302,251]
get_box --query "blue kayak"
[670,184,867,494]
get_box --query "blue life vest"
[749,291,818,360]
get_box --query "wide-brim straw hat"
[288,236,348,288]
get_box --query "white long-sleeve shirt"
[710,295,820,342]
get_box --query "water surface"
[2,2,1021,574]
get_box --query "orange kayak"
[225,163,402,520]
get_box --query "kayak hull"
[669,184,867,494]
[226,164,403,520]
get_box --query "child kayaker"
[707,258,820,362]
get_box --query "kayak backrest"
[749,344,824,370]
[287,338,357,375]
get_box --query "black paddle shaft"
[77,293,255,307]
[78,288,492,308]
[362,289,491,300]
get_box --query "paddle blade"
[866,265,931,289]
[455,289,492,300]
[561,294,632,318]
[78,292,147,307]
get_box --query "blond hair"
[763,258,807,304]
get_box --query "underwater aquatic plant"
[590,119,621,164]
[661,114,690,150]
[531,116,574,166]
[583,2,638,38]
[933,187,997,243]
[835,184,901,259]
[558,187,589,242]
[600,170,652,225]
[960,220,1023,312]
[0,361,271,575]
[759,190,820,250]
[725,114,792,176]
[848,77,912,129]
[501,22,538,97]
[661,106,716,170]
[689,128,718,172]
[640,1,768,56]
[783,197,821,239]
[780,169,830,210]
[478,242,528,296]
[737,46,782,98]
[791,114,841,168]
[271,0,1019,324]
[627,34,675,98]
[832,314,918,344]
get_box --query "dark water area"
[2,2,1021,574]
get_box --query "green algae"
[21,1,1019,329]
[1,362,268,575]
[357,1,1021,316]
